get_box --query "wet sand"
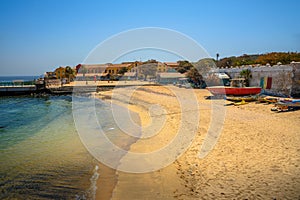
[95,85,300,200]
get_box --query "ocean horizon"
[0,76,40,82]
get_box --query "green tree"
[192,58,215,76]
[240,69,252,87]
[177,60,193,73]
[65,66,75,82]
[186,67,203,84]
[139,63,157,80]
[118,67,128,75]
[256,52,300,65]
[80,66,88,77]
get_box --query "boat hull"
[207,86,261,96]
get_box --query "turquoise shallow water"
[0,96,97,199]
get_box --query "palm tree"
[240,69,252,87]
[65,66,75,83]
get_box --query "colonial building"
[164,62,179,71]
[156,72,186,84]
[78,63,134,75]
[107,63,132,74]
[157,62,168,72]
[54,67,66,80]
[123,72,137,80]
[75,62,136,80]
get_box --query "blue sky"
[0,0,299,75]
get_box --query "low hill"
[216,52,300,68]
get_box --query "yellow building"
[105,63,132,75]
[55,67,65,79]
[157,62,167,72]
[79,63,134,76]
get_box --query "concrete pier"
[0,85,36,96]
[0,81,159,96]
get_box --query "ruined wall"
[291,63,300,97]
[217,62,300,97]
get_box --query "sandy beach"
[94,85,300,200]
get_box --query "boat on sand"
[207,86,261,96]
[226,95,258,102]
[207,78,261,96]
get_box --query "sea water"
[0,95,98,199]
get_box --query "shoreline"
[93,91,145,200]
[95,85,186,199]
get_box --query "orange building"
[55,67,66,79]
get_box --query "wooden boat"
[207,86,261,96]
[258,96,296,103]
[272,99,300,112]
[226,95,258,102]
[258,95,279,103]
[271,99,300,112]
[278,98,300,104]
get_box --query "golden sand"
[95,85,300,200]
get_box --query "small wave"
[86,165,99,200]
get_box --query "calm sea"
[0,76,39,82]
[0,95,98,199]
[0,76,141,199]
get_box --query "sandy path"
[95,85,300,200]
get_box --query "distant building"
[75,63,133,80]
[123,72,137,80]
[157,62,167,72]
[157,72,186,84]
[215,62,300,97]
[164,62,179,71]
[55,67,65,80]
[77,63,133,76]
[108,63,132,74]
[44,72,57,79]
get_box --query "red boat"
[206,78,261,96]
[207,86,261,96]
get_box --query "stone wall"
[216,62,300,97]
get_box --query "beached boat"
[258,95,280,103]
[226,95,258,102]
[207,78,261,96]
[272,99,300,112]
[207,86,261,96]
[258,95,297,104]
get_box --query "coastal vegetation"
[65,66,76,82]
[216,52,300,68]
[118,67,128,75]
[177,60,193,73]
[239,69,252,87]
